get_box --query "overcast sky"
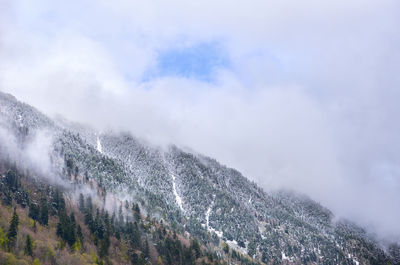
[1,0,399,242]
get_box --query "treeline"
[77,192,207,265]
[0,160,261,265]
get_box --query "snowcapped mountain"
[0,90,399,265]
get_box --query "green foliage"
[7,208,19,250]
[33,258,41,265]
[222,242,229,254]
[72,240,82,252]
[53,189,66,213]
[79,193,85,212]
[77,225,83,245]
[191,239,201,259]
[24,234,33,256]
[143,240,149,258]
[5,170,18,191]
[248,240,256,258]
[133,203,141,221]
[39,196,48,226]
[28,203,40,221]
[0,227,7,249]
[56,210,77,247]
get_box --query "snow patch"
[171,173,184,212]
[282,251,295,262]
[17,114,23,127]
[204,195,223,238]
[348,254,359,265]
[226,239,247,255]
[97,136,103,154]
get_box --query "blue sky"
[144,42,230,82]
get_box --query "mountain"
[0,90,399,265]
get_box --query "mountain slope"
[0,91,399,265]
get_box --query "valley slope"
[0,91,398,265]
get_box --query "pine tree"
[144,240,150,258]
[86,196,93,212]
[67,213,77,246]
[98,233,110,258]
[7,208,19,250]
[3,190,12,205]
[77,225,83,245]
[56,209,77,247]
[29,203,40,221]
[24,234,33,256]
[5,169,18,191]
[79,193,85,212]
[191,239,201,259]
[248,240,256,258]
[223,243,229,254]
[130,222,141,249]
[118,204,123,224]
[53,189,65,213]
[39,197,48,226]
[133,203,141,221]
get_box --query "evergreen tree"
[98,232,110,258]
[5,169,18,191]
[77,225,83,246]
[53,189,65,213]
[133,203,141,221]
[223,243,229,254]
[56,210,77,247]
[74,166,79,177]
[29,203,40,221]
[144,240,150,258]
[39,197,48,226]
[3,190,12,205]
[248,240,256,258]
[79,193,85,212]
[86,196,93,212]
[129,222,141,249]
[7,208,19,250]
[118,204,123,224]
[24,234,33,256]
[191,239,201,259]
[104,211,111,233]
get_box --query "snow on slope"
[204,195,223,238]
[171,173,184,212]
[97,136,103,154]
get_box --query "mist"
[0,0,399,242]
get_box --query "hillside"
[0,91,399,265]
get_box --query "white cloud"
[1,0,400,241]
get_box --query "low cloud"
[0,0,399,242]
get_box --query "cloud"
[0,0,400,241]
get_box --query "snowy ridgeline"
[1,90,396,265]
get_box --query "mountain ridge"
[0,90,399,265]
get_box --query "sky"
[0,0,400,242]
